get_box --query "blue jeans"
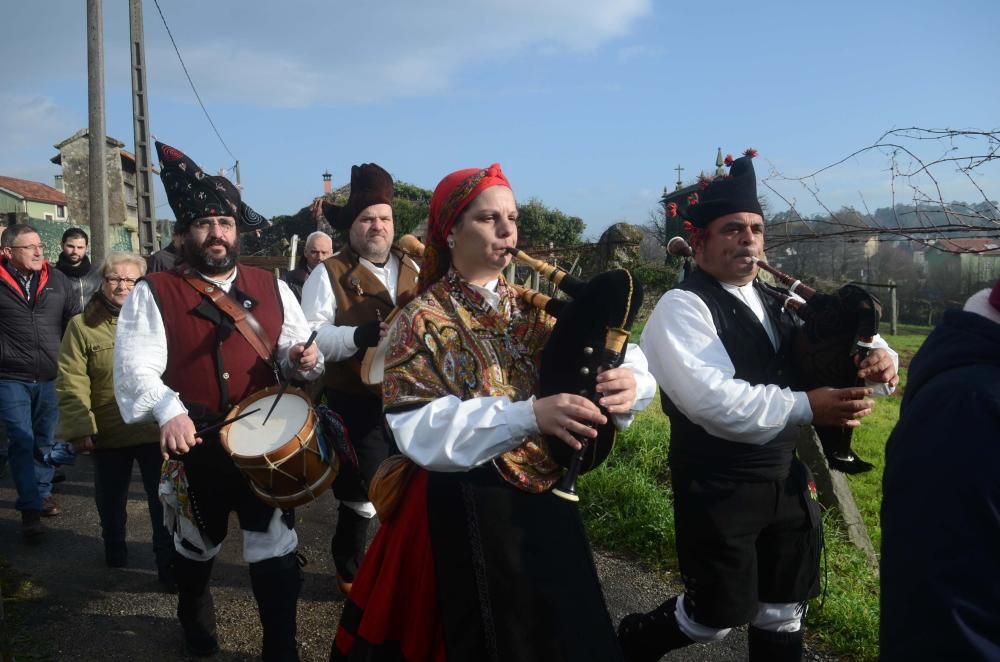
[0,379,57,512]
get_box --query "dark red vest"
[146,267,284,416]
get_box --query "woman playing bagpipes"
[329,164,657,662]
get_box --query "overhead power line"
[152,0,237,163]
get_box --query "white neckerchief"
[720,280,779,350]
[468,278,501,311]
[199,267,238,293]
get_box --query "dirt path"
[1,456,833,661]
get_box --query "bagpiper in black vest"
[661,267,802,481]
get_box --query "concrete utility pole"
[87,0,109,264]
[130,0,158,255]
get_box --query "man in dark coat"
[283,230,333,301]
[881,280,1000,661]
[0,224,82,537]
[54,227,96,310]
[146,227,183,273]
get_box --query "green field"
[581,322,932,660]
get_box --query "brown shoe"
[22,510,45,538]
[41,496,61,517]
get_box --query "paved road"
[0,456,833,661]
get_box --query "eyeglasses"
[192,218,237,232]
[105,276,138,288]
[10,244,45,252]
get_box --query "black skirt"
[427,466,623,662]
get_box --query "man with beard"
[300,164,419,596]
[114,142,320,661]
[620,151,899,662]
[55,227,96,310]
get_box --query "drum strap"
[183,272,276,366]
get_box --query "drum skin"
[219,384,339,509]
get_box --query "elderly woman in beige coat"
[56,252,173,588]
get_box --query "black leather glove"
[353,320,381,350]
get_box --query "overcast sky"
[2,0,998,237]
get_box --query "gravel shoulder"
[1,456,834,660]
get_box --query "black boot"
[817,426,874,474]
[330,504,372,584]
[173,553,218,657]
[748,626,803,662]
[105,540,128,568]
[249,552,302,662]
[617,596,696,662]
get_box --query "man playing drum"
[300,164,420,596]
[620,151,899,662]
[114,142,322,661]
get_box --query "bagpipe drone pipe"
[505,248,644,501]
[668,236,881,474]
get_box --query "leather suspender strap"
[182,272,276,365]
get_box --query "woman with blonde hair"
[57,252,173,588]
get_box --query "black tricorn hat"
[156,141,271,234]
[681,149,764,228]
[323,163,394,232]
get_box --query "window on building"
[44,213,54,221]
[57,205,66,219]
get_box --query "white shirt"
[640,282,898,445]
[114,268,324,427]
[300,252,404,362]
[385,279,658,471]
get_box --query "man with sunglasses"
[0,224,82,538]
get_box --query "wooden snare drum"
[220,385,338,509]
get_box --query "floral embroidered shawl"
[382,269,560,492]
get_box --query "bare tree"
[761,127,999,253]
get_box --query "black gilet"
[662,267,801,481]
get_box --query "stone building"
[50,129,141,250]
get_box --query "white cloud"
[0,95,80,151]
[0,94,80,181]
[2,1,652,109]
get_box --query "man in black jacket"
[146,226,182,274]
[283,231,333,301]
[881,281,1000,660]
[54,227,95,310]
[0,224,82,537]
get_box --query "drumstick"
[195,408,262,437]
[262,330,318,425]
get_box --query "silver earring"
[447,237,455,248]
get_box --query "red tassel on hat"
[743,148,758,158]
[724,154,735,167]
[688,192,700,206]
[697,175,713,190]
[666,202,678,217]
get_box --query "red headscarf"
[419,163,512,292]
